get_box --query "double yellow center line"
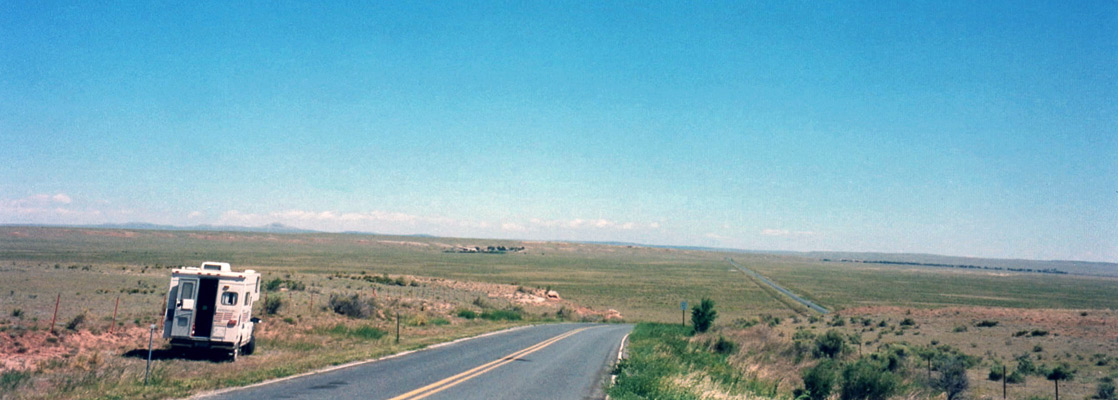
[388,326,593,400]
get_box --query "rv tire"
[242,335,256,355]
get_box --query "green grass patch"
[480,309,521,321]
[317,323,387,340]
[608,323,777,400]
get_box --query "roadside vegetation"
[2,227,1117,399]
[0,258,606,399]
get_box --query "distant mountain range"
[2,222,319,234]
[5,223,1114,276]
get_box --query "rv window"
[244,292,251,307]
[181,282,195,300]
[221,292,238,306]
[203,264,221,271]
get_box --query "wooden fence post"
[49,293,60,333]
[110,296,120,333]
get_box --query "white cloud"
[501,222,525,232]
[51,194,72,204]
[0,193,117,224]
[187,211,203,218]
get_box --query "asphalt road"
[201,323,632,400]
[728,258,829,313]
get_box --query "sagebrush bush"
[840,359,899,400]
[329,294,374,318]
[711,336,737,355]
[814,330,846,359]
[65,313,86,330]
[802,359,837,400]
[264,296,283,315]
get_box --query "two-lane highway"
[201,323,632,400]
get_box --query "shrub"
[814,329,846,359]
[711,336,737,355]
[456,309,477,319]
[11,309,22,319]
[936,356,969,400]
[1005,371,1025,384]
[690,298,717,333]
[802,359,838,400]
[840,359,899,400]
[264,296,283,315]
[900,318,915,327]
[1096,377,1116,400]
[1031,329,1049,337]
[65,313,86,330]
[988,364,1005,381]
[265,278,284,292]
[976,320,999,327]
[480,309,521,321]
[1015,355,1037,375]
[953,326,968,333]
[792,329,817,362]
[1046,364,1074,382]
[328,294,374,318]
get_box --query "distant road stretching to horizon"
[200,323,632,400]
[728,258,829,314]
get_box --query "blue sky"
[2,1,1115,261]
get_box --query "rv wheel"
[230,346,239,362]
[243,336,256,355]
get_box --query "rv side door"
[170,278,198,338]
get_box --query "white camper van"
[163,262,260,360]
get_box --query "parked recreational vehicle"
[163,262,260,360]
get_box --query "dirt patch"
[0,326,149,371]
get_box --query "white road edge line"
[605,330,631,400]
[189,324,540,399]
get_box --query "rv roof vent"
[201,262,232,272]
[245,269,256,274]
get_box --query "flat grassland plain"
[1,226,1116,399]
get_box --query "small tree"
[690,298,717,333]
[936,356,969,400]
[802,359,838,400]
